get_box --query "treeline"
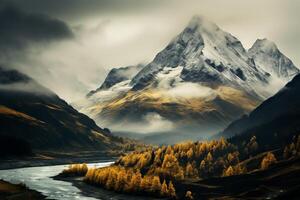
[84,166,176,198]
[62,134,300,199]
[117,137,246,180]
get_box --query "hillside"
[0,67,131,156]
[222,73,300,140]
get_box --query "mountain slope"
[222,73,300,139]
[0,67,125,152]
[87,64,144,97]
[82,16,298,143]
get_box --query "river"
[0,162,116,200]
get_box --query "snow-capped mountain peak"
[80,16,299,142]
[250,38,278,55]
[248,38,299,81]
[130,16,270,98]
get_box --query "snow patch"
[90,80,132,102]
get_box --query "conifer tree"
[223,165,234,177]
[168,181,176,198]
[185,191,194,199]
[160,180,169,197]
[261,152,277,170]
[151,176,161,192]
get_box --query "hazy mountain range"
[78,16,299,144]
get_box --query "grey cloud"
[0,0,299,103]
[1,0,164,21]
[0,5,73,52]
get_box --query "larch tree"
[261,152,277,170]
[223,165,234,177]
[150,176,161,192]
[168,181,176,198]
[185,191,194,199]
[187,148,194,159]
[206,152,213,162]
[160,180,169,197]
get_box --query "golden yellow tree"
[185,191,194,199]
[206,152,213,162]
[150,176,161,192]
[185,162,194,177]
[168,181,176,198]
[128,172,142,192]
[160,180,169,197]
[223,165,234,177]
[261,152,277,170]
[174,168,185,180]
[199,160,206,170]
[187,148,194,159]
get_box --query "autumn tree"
[199,160,206,171]
[206,152,213,162]
[234,164,247,175]
[161,153,184,180]
[185,191,194,200]
[62,163,89,176]
[185,162,198,178]
[223,165,234,177]
[128,171,142,192]
[261,152,277,170]
[160,180,169,197]
[227,151,239,165]
[185,162,194,177]
[168,181,176,198]
[187,148,194,159]
[150,176,161,192]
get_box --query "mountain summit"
[131,16,269,97]
[248,38,299,80]
[80,16,299,144]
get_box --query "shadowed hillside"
[0,67,137,156]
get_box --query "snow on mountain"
[130,16,271,98]
[248,38,299,83]
[79,16,299,143]
[87,64,143,97]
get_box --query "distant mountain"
[80,16,298,143]
[0,67,126,153]
[87,64,144,97]
[221,73,300,143]
[248,39,299,81]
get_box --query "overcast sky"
[0,0,299,102]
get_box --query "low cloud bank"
[167,82,217,99]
